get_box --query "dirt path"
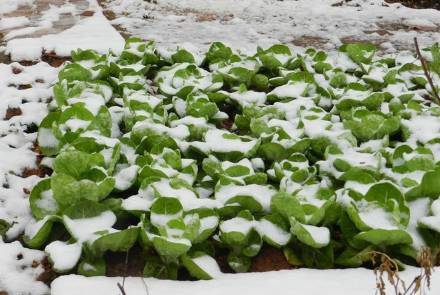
[0,0,92,40]
[2,0,440,60]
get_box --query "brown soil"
[378,21,438,33]
[105,246,146,277]
[195,13,218,22]
[215,254,234,273]
[22,167,48,178]
[21,144,52,178]
[97,0,130,40]
[220,118,234,130]
[436,251,440,266]
[80,10,95,17]
[250,246,293,272]
[42,51,71,68]
[291,36,329,48]
[36,257,58,285]
[102,9,116,21]
[4,108,23,120]
[12,67,22,74]
[386,0,440,9]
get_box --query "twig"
[117,250,130,295]
[140,278,150,295]
[117,282,127,295]
[414,37,440,105]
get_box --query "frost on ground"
[103,0,440,52]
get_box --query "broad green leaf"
[181,252,222,279]
[290,218,330,248]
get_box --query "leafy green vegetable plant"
[26,39,440,280]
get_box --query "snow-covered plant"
[23,39,440,280]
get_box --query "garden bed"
[2,1,440,295]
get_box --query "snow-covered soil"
[103,0,440,52]
[0,0,124,61]
[0,61,59,240]
[0,60,58,295]
[0,240,49,295]
[0,0,91,41]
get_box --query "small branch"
[141,278,150,295]
[414,37,440,105]
[117,282,127,295]
[117,250,130,295]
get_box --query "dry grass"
[370,248,433,295]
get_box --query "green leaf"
[172,49,195,64]
[300,243,334,269]
[335,247,372,267]
[258,214,291,247]
[227,253,251,273]
[62,199,108,219]
[151,197,183,216]
[0,219,11,238]
[91,227,139,256]
[421,171,440,198]
[354,229,412,246]
[38,112,61,156]
[151,235,191,257]
[181,252,221,279]
[24,216,58,248]
[59,63,92,82]
[30,179,59,219]
[271,192,305,223]
[205,42,233,65]
[283,247,303,266]
[290,218,330,248]
[78,257,106,276]
[343,43,376,65]
[258,143,289,161]
[87,106,112,137]
[143,256,178,280]
[51,174,101,208]
[53,150,104,179]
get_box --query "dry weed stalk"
[370,247,433,295]
[414,37,440,105]
[116,249,150,295]
[117,250,130,295]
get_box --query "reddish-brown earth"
[250,246,293,272]
[4,107,22,120]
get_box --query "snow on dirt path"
[103,0,440,52]
[0,0,125,61]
